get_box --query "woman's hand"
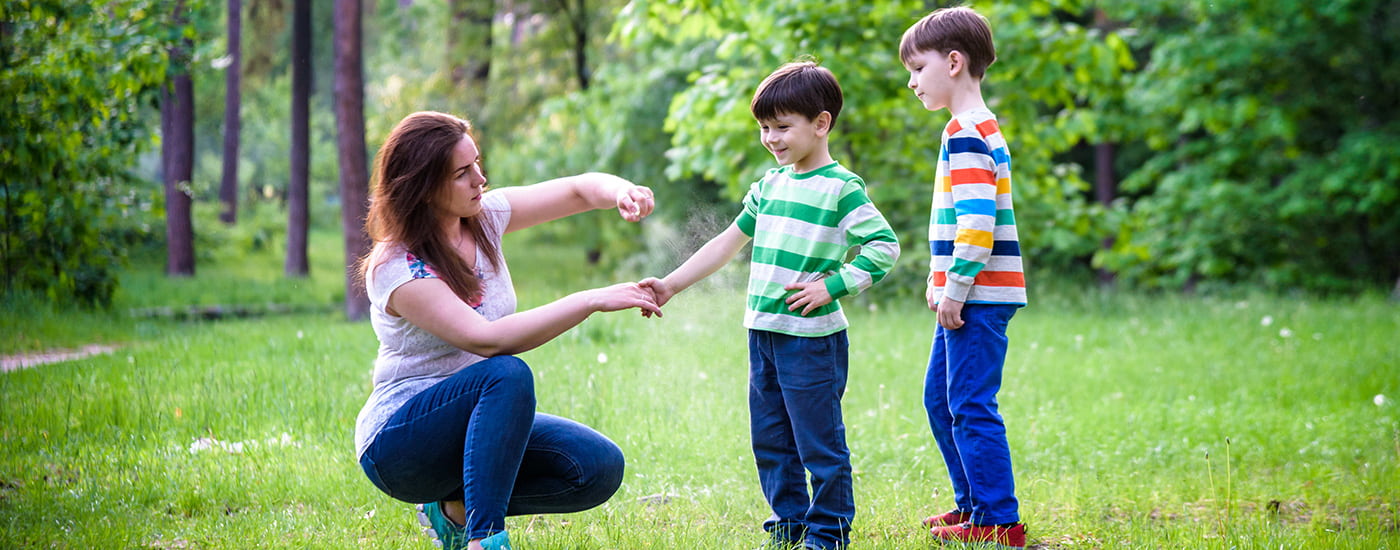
[636,277,675,318]
[615,184,654,223]
[588,282,662,317]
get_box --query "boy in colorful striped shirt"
[641,60,900,550]
[900,7,1028,549]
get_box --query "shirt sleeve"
[734,174,767,237]
[941,128,998,303]
[824,178,901,300]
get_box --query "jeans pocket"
[359,452,394,497]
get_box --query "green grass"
[2,236,1398,548]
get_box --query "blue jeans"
[924,304,1019,525]
[358,355,625,540]
[749,329,852,550]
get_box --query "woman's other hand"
[615,184,654,223]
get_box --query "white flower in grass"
[1377,394,1388,407]
[596,352,608,364]
[1279,328,1294,338]
[189,438,217,453]
[296,330,304,339]
[1261,315,1274,327]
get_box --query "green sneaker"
[478,530,512,550]
[415,502,467,550]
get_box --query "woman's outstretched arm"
[389,277,660,357]
[499,173,654,234]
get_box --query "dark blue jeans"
[358,355,625,540]
[748,329,852,550]
[924,304,1019,526]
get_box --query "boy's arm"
[932,126,999,330]
[824,184,902,301]
[787,186,901,316]
[641,223,750,307]
[940,133,998,304]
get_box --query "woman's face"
[434,134,489,221]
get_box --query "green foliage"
[611,0,1135,290]
[11,0,1399,310]
[490,40,719,271]
[1100,0,1400,291]
[0,1,185,307]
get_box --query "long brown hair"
[359,111,501,304]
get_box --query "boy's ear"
[815,111,833,135]
[947,50,965,78]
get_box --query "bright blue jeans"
[358,355,625,540]
[749,329,853,550]
[924,304,1020,526]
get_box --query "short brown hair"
[750,60,844,131]
[899,7,997,79]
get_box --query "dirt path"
[0,344,119,372]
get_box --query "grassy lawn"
[1,232,1397,548]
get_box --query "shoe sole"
[415,504,446,549]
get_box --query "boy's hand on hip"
[936,297,965,330]
[784,280,832,317]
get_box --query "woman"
[354,111,660,550]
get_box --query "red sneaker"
[928,522,1025,549]
[921,510,972,528]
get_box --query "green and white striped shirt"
[735,162,900,337]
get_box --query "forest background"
[3,1,1399,549]
[4,0,1399,313]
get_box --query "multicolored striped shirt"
[928,110,1027,306]
[735,162,901,337]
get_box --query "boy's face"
[904,49,954,112]
[757,111,829,173]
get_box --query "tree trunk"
[163,1,196,277]
[218,0,242,225]
[447,0,493,119]
[572,0,588,90]
[557,0,589,90]
[1094,142,1116,285]
[286,0,312,277]
[335,0,370,321]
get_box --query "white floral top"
[354,192,516,458]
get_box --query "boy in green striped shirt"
[641,60,900,550]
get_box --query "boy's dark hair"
[899,7,997,79]
[750,60,843,131]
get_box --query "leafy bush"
[0,1,178,307]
